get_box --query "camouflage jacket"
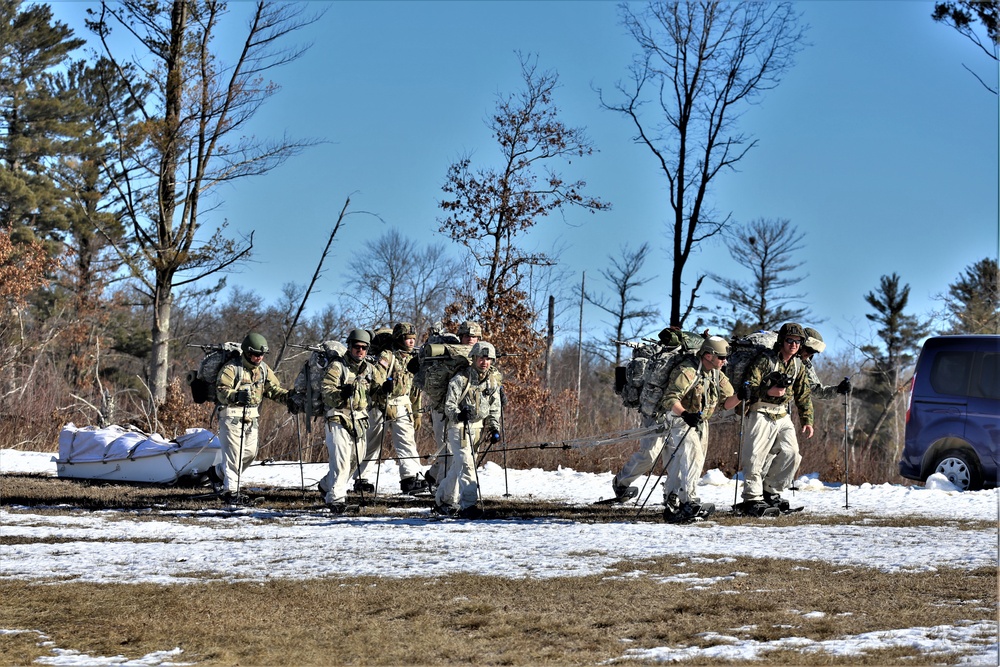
[216,358,288,408]
[444,366,502,430]
[745,350,813,425]
[658,356,734,421]
[803,359,840,400]
[321,354,374,422]
[371,347,416,407]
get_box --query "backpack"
[413,342,472,411]
[188,342,242,404]
[290,340,348,421]
[369,327,394,358]
[725,330,802,390]
[614,330,704,417]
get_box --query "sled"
[54,423,221,486]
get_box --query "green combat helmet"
[457,321,482,338]
[803,327,826,354]
[242,333,268,365]
[393,322,416,342]
[471,341,497,359]
[699,335,730,357]
[776,323,806,347]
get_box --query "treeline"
[0,1,996,488]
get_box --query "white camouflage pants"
[435,419,482,511]
[661,415,709,505]
[424,409,448,484]
[216,406,259,494]
[740,411,801,501]
[324,421,364,504]
[361,398,423,482]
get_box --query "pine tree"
[0,0,86,251]
[941,257,999,334]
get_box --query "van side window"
[977,352,1000,400]
[930,351,973,396]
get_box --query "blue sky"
[51,1,999,356]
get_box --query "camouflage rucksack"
[289,340,348,424]
[188,342,242,404]
[414,342,473,411]
[724,331,777,389]
[614,330,704,416]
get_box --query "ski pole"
[632,423,667,507]
[465,418,484,510]
[734,384,748,507]
[634,420,695,520]
[235,402,248,500]
[843,377,850,509]
[294,411,305,496]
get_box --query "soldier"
[801,327,852,399]
[656,336,742,523]
[434,341,502,519]
[320,328,376,514]
[363,322,429,494]
[425,320,481,491]
[214,333,290,504]
[736,322,814,516]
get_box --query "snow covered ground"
[2,449,998,665]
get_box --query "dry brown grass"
[2,474,997,665]
[0,559,994,666]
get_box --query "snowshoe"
[457,505,485,520]
[663,501,715,524]
[400,475,432,496]
[326,502,360,515]
[432,503,457,517]
[732,500,780,518]
[765,492,803,513]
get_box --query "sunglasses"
[715,354,728,360]
[784,338,803,346]
[351,344,369,350]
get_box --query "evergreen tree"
[940,257,999,334]
[0,0,86,251]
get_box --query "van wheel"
[932,449,982,491]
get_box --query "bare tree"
[706,217,812,336]
[585,242,660,365]
[599,1,806,327]
[345,228,461,333]
[86,0,322,402]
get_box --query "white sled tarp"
[55,424,221,485]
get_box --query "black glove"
[488,427,501,444]
[406,356,420,374]
[382,378,394,394]
[340,383,355,401]
[286,394,300,414]
[233,389,251,406]
[836,378,852,395]
[457,406,471,422]
[736,384,750,401]
[680,411,702,428]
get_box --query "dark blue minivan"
[899,335,1000,491]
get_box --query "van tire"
[931,448,982,491]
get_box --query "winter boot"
[424,472,438,493]
[400,475,429,495]
[612,477,638,501]
[327,501,348,515]
[353,478,375,494]
[317,478,330,500]
[433,503,457,517]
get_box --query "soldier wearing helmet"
[612,335,742,523]
[424,320,483,492]
[735,322,813,516]
[434,339,503,519]
[361,322,430,495]
[799,327,852,400]
[214,333,290,504]
[319,328,376,513]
